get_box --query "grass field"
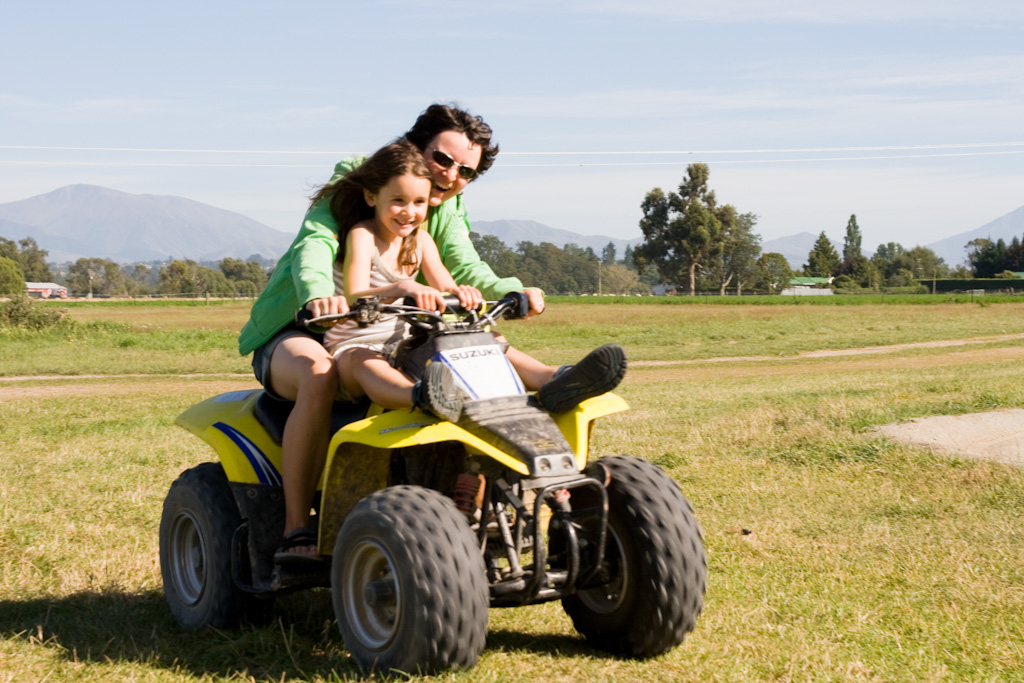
[1,300,1023,682]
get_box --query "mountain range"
[0,185,295,263]
[0,184,1021,269]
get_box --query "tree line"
[0,236,271,297]
[3,180,1021,299]
[634,163,1016,295]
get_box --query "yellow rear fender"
[175,389,283,486]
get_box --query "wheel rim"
[343,539,400,650]
[168,510,206,606]
[577,522,628,614]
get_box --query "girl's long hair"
[310,139,431,271]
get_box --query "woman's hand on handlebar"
[305,296,349,318]
[523,287,545,318]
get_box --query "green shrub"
[0,293,71,330]
[0,256,24,295]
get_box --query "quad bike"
[160,294,707,675]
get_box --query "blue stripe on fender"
[213,422,282,486]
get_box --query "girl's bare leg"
[335,347,416,408]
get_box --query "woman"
[240,104,619,564]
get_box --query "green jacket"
[238,158,523,355]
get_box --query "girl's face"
[424,130,482,206]
[365,173,432,239]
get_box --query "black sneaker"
[415,361,465,422]
[537,343,627,413]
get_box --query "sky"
[2,0,1023,260]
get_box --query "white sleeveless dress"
[323,243,421,356]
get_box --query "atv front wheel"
[563,455,706,656]
[159,463,271,628]
[332,485,489,675]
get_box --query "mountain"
[0,184,294,263]
[471,219,642,255]
[925,205,1024,267]
[760,232,822,271]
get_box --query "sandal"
[274,527,323,565]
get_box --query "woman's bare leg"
[269,335,338,557]
[504,345,558,391]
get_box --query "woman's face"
[423,130,482,206]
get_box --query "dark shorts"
[251,324,323,401]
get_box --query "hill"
[1,184,1019,271]
[926,205,1024,267]
[471,219,641,255]
[0,185,294,263]
[760,232,821,271]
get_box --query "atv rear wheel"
[563,455,706,657]
[159,462,271,628]
[332,485,488,675]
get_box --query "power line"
[2,149,1024,169]
[1,142,1022,168]
[1,141,1023,156]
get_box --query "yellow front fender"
[316,392,628,552]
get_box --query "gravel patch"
[878,409,1024,467]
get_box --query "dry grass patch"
[3,301,1024,681]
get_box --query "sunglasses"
[431,149,478,181]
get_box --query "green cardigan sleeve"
[237,160,366,355]
[426,196,524,300]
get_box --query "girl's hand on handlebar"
[396,281,447,312]
[450,285,482,311]
[305,296,349,318]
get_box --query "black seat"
[254,391,372,446]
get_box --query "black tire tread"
[159,462,265,629]
[564,455,707,656]
[334,485,488,674]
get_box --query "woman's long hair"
[310,139,431,272]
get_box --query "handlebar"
[295,292,530,333]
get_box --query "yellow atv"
[160,294,706,675]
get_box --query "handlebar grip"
[294,307,335,334]
[502,291,530,320]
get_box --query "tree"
[602,242,617,265]
[599,263,650,295]
[158,259,232,296]
[754,253,793,294]
[0,237,52,282]
[635,163,728,295]
[707,210,760,295]
[1006,236,1024,272]
[66,258,127,297]
[220,257,268,297]
[842,214,862,265]
[15,237,52,282]
[967,238,1007,278]
[803,232,841,278]
[125,264,154,296]
[469,233,520,278]
[0,256,24,295]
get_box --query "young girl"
[317,139,627,422]
[320,139,479,419]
